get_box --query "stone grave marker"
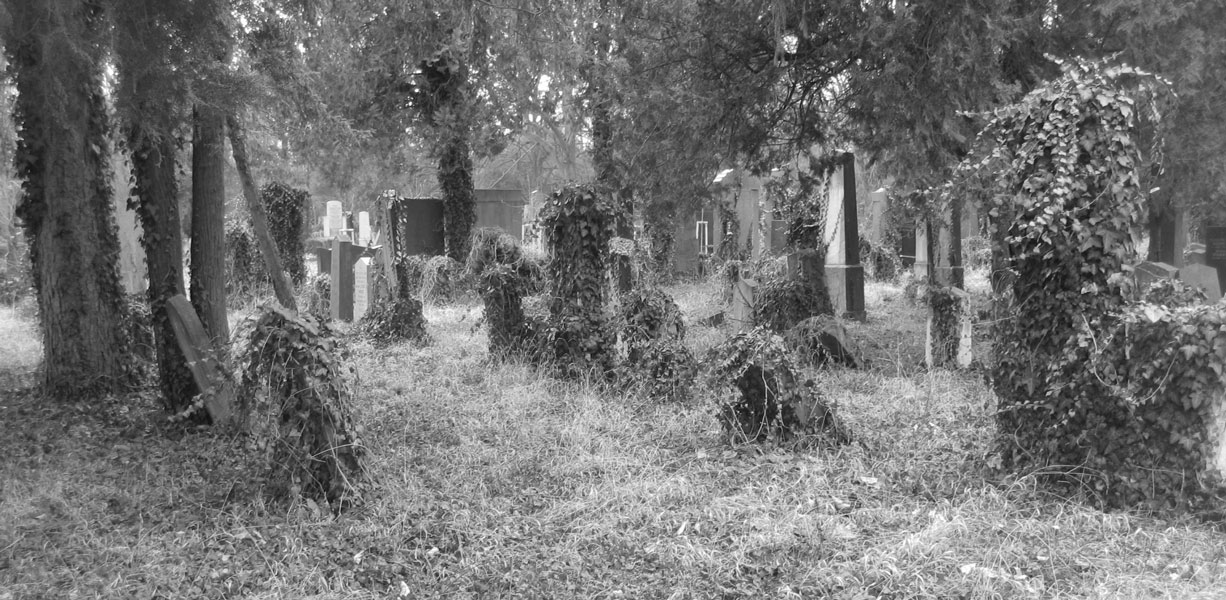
[352,258,373,321]
[866,188,888,245]
[326,201,344,239]
[933,204,964,289]
[1134,261,1178,291]
[822,152,865,320]
[1207,226,1226,292]
[165,294,233,424]
[1179,263,1221,302]
[913,221,930,279]
[329,238,363,321]
[357,211,371,247]
[730,277,757,331]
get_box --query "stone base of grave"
[825,264,865,321]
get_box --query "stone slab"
[1180,263,1222,302]
[165,294,234,425]
[1134,260,1178,291]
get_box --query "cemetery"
[3,2,1226,599]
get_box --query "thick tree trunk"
[190,105,229,346]
[9,0,132,396]
[227,114,297,311]
[129,132,198,410]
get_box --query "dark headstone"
[165,295,234,425]
[329,239,364,322]
[822,152,865,320]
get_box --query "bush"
[356,296,429,348]
[239,305,366,507]
[614,287,696,402]
[859,235,901,281]
[707,329,852,445]
[753,277,833,332]
[466,228,545,359]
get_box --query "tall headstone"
[1206,226,1226,293]
[352,258,373,321]
[326,201,344,239]
[822,152,865,320]
[866,188,888,245]
[913,222,931,279]
[357,211,371,247]
[329,239,361,321]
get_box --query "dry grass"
[3,277,1226,599]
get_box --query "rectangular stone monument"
[1179,263,1222,302]
[1134,260,1178,291]
[326,200,344,239]
[329,239,362,321]
[357,211,371,247]
[730,277,757,331]
[913,221,931,279]
[866,188,888,245]
[352,258,373,321]
[822,152,866,320]
[1206,226,1226,293]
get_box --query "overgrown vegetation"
[614,287,696,402]
[239,305,366,507]
[261,182,309,286]
[708,328,852,446]
[356,296,430,348]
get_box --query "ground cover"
[2,277,1226,599]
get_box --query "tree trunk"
[227,113,297,311]
[190,105,229,347]
[129,131,198,410]
[9,0,132,397]
[438,136,476,263]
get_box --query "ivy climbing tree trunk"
[418,54,477,263]
[7,0,133,397]
[227,113,297,311]
[129,131,198,410]
[190,105,229,348]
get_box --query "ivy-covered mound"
[240,305,366,507]
[419,255,464,305]
[708,328,852,446]
[538,184,616,378]
[614,287,697,402]
[953,59,1219,508]
[356,296,430,348]
[753,265,834,333]
[922,284,963,368]
[465,228,546,359]
[783,315,861,369]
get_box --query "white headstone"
[358,211,371,246]
[353,258,372,322]
[823,164,848,264]
[867,188,888,245]
[326,201,344,238]
[322,215,330,238]
[914,223,930,279]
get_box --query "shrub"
[753,277,833,333]
[708,329,852,445]
[239,305,366,507]
[858,235,901,281]
[783,316,861,368]
[356,296,429,348]
[261,182,308,285]
[614,287,696,401]
[466,228,545,359]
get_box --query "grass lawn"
[2,276,1226,599]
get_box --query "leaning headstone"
[822,152,866,320]
[730,277,757,331]
[326,201,344,239]
[165,295,234,424]
[352,258,373,321]
[1134,261,1178,291]
[1179,263,1222,302]
[1207,226,1226,293]
[866,189,888,245]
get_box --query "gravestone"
[329,239,363,321]
[1206,226,1226,293]
[822,152,866,320]
[1134,261,1178,291]
[1179,263,1222,302]
[165,295,234,424]
[730,277,757,331]
[898,228,916,268]
[913,222,930,279]
[357,211,371,247]
[326,201,344,239]
[925,286,971,369]
[352,258,373,321]
[866,189,888,245]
